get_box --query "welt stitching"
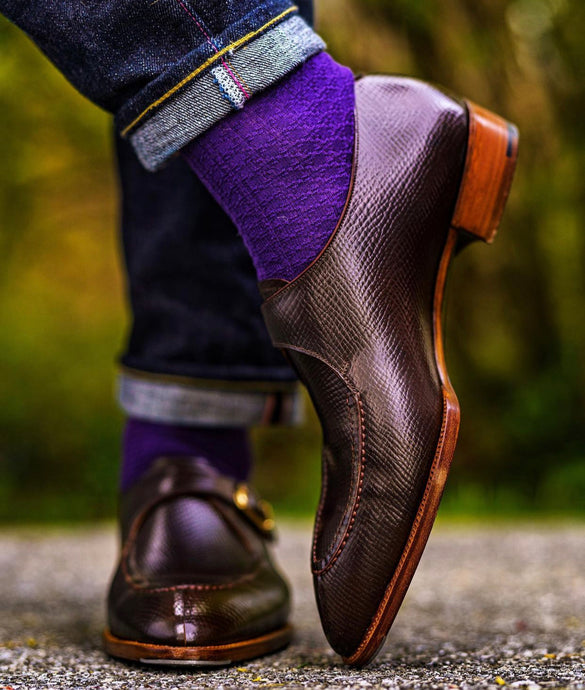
[351,226,459,659]
[352,395,449,658]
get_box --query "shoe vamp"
[260,76,469,657]
[129,497,261,585]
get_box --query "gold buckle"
[233,483,276,534]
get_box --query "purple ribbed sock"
[121,419,252,491]
[183,52,355,282]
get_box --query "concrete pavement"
[1,522,585,689]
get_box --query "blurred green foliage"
[0,0,584,523]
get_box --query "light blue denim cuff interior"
[126,14,325,171]
[118,372,304,427]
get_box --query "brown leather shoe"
[260,77,518,665]
[103,457,292,666]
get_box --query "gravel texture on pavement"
[1,522,584,689]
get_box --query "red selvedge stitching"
[175,0,250,98]
[226,60,252,96]
[312,390,366,576]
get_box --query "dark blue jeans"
[116,136,303,426]
[1,0,323,169]
[1,0,318,426]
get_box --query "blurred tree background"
[0,0,584,523]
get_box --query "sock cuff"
[121,419,252,490]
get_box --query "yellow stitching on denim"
[121,5,298,137]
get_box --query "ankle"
[120,418,252,491]
[183,52,355,282]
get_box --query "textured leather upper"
[107,457,290,647]
[260,76,468,658]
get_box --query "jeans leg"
[117,0,313,427]
[1,0,319,424]
[1,1,325,170]
[116,135,302,427]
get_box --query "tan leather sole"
[103,624,293,666]
[345,101,519,666]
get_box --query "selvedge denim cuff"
[118,369,304,427]
[117,7,325,171]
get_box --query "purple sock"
[121,419,252,491]
[183,52,355,282]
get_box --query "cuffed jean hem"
[120,11,325,171]
[118,369,304,427]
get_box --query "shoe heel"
[451,101,519,243]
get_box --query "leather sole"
[344,101,519,666]
[103,624,293,666]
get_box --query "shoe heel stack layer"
[451,101,519,243]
